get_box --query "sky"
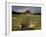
[12,6,41,13]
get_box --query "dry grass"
[12,14,41,31]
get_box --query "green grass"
[12,14,41,31]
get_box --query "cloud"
[12,6,41,13]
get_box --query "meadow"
[12,14,41,31]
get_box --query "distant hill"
[24,10,32,14]
[33,13,41,15]
[12,11,21,14]
[12,10,41,15]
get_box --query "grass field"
[12,14,41,31]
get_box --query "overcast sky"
[12,6,41,13]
